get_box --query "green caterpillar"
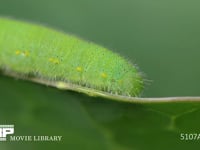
[0,17,143,98]
[1,17,200,103]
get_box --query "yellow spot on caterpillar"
[118,80,123,84]
[76,66,83,72]
[49,58,60,64]
[101,73,107,78]
[15,50,30,57]
[22,51,30,57]
[15,50,21,55]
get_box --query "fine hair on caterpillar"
[0,17,200,103]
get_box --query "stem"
[2,71,200,103]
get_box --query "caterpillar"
[0,18,143,96]
[1,17,200,103]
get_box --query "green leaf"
[1,75,200,150]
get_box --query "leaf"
[1,74,200,150]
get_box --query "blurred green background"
[0,0,200,150]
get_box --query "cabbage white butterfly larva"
[0,17,200,103]
[0,18,143,95]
